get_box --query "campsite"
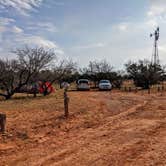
[1,0,166,165]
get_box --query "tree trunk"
[43,89,49,96]
[33,92,37,98]
[0,113,6,133]
[60,82,62,89]
[5,94,12,100]
[33,84,38,98]
[5,90,15,100]
[0,93,12,100]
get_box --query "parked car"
[99,80,112,90]
[77,79,90,91]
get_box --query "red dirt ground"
[0,90,166,166]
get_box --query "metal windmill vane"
[150,27,160,66]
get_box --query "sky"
[0,0,166,69]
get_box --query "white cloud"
[0,16,64,59]
[148,0,166,17]
[0,0,43,15]
[0,17,15,25]
[117,23,129,31]
[27,22,58,32]
[73,42,106,50]
[145,18,158,28]
[0,15,62,53]
[0,34,65,58]
[0,17,24,34]
[16,35,58,48]
[0,32,63,56]
[0,24,64,58]
[0,17,15,32]
[159,45,166,53]
[68,16,166,69]
[0,26,5,32]
[12,25,23,33]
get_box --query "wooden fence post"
[148,88,150,94]
[129,87,131,92]
[64,88,69,118]
[0,113,6,133]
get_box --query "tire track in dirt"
[36,97,166,166]
[30,101,149,166]
[1,92,166,166]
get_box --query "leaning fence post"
[162,85,164,91]
[0,113,6,133]
[64,88,69,118]
[129,87,131,92]
[148,88,150,94]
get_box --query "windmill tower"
[150,27,160,66]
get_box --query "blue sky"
[0,0,166,69]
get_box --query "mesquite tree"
[36,59,77,95]
[125,60,165,89]
[79,60,124,88]
[0,46,55,99]
[53,59,77,86]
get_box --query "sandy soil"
[0,90,166,166]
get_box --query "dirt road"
[0,91,166,165]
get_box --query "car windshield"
[100,80,110,83]
[78,80,89,84]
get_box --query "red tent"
[39,82,54,94]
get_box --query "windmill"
[150,27,160,66]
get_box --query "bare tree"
[53,59,77,85]
[80,60,113,87]
[88,60,113,74]
[0,46,55,99]
[0,59,18,99]
[36,59,77,95]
